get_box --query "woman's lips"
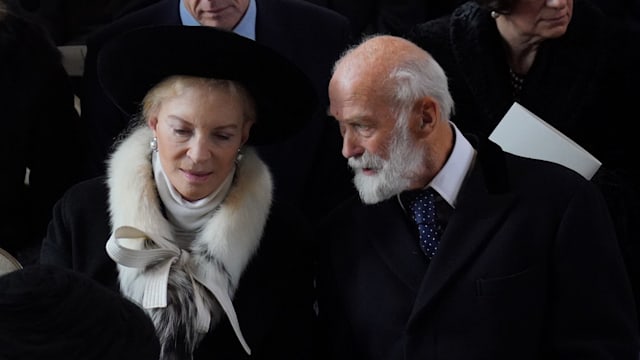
[182,169,212,183]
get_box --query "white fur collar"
[106,126,272,358]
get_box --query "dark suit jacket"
[304,0,463,38]
[316,138,639,359]
[80,0,355,224]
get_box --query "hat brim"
[97,25,317,145]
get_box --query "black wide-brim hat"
[97,25,317,145]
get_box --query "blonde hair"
[139,75,256,126]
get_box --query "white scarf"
[152,151,235,248]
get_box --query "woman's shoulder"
[57,177,109,212]
[407,2,487,53]
[407,12,451,42]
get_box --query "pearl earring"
[150,137,158,152]
[235,148,244,164]
[491,10,500,19]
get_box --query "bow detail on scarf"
[106,226,251,355]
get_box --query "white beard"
[349,123,426,204]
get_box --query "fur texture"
[107,126,273,359]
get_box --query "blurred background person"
[5,0,163,45]
[304,0,464,39]
[0,264,160,360]
[0,0,89,266]
[0,265,160,360]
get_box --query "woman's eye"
[215,133,232,141]
[173,129,191,136]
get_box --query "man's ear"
[416,96,439,132]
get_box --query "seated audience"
[0,0,89,265]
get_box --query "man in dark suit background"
[303,0,463,38]
[6,0,161,44]
[315,34,639,359]
[81,0,355,224]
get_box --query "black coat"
[590,0,640,30]
[304,0,463,38]
[80,0,356,224]
[316,138,639,359]
[408,0,640,326]
[40,175,317,359]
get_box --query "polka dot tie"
[406,188,441,259]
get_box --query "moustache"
[348,152,385,170]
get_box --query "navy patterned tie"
[406,188,441,259]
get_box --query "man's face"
[329,76,426,204]
[348,120,427,204]
[184,0,250,29]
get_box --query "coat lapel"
[367,200,429,293]
[409,139,515,320]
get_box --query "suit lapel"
[365,200,429,293]
[409,138,515,320]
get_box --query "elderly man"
[315,34,639,359]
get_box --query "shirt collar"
[179,0,256,40]
[396,122,476,210]
[429,122,476,209]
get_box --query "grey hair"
[387,54,455,126]
[332,34,455,127]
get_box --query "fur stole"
[106,126,272,359]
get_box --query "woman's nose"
[187,136,211,162]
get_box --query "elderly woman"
[40,25,317,360]
[408,0,640,328]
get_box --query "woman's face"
[504,0,573,39]
[149,83,253,201]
